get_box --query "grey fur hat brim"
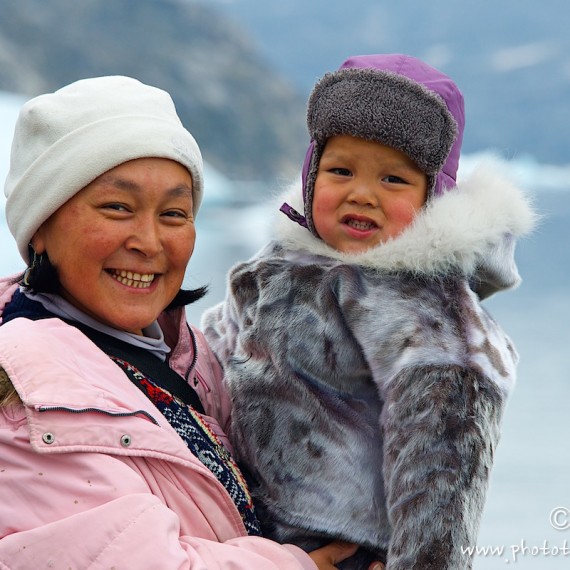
[308,67,457,175]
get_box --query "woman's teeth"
[110,270,155,288]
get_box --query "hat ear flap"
[301,140,327,237]
[279,141,315,231]
[301,140,316,203]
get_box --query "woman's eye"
[103,203,130,212]
[162,210,189,220]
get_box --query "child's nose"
[347,181,378,207]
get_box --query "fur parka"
[201,163,536,569]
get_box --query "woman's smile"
[107,269,156,289]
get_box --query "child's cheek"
[387,199,421,237]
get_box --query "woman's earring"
[23,248,43,286]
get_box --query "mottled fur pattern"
[382,365,503,569]
[202,164,535,569]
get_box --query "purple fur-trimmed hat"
[280,54,465,237]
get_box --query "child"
[201,54,536,569]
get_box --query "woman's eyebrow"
[99,175,193,197]
[167,184,193,198]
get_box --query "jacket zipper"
[185,324,211,394]
[37,406,159,425]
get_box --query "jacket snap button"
[120,434,132,447]
[42,432,55,445]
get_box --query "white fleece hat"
[4,75,204,262]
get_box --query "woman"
[0,76,384,569]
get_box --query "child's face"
[312,135,428,253]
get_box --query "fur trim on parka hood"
[274,161,537,299]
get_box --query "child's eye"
[330,167,352,176]
[383,175,407,184]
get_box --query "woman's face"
[33,158,196,335]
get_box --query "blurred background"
[1,1,569,567]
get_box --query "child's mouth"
[345,218,377,231]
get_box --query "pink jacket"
[0,279,316,569]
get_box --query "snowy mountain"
[218,0,570,166]
[1,0,569,181]
[0,0,308,181]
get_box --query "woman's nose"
[125,217,162,257]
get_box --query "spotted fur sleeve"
[381,364,504,569]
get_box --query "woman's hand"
[308,541,385,570]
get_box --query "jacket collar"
[274,161,536,298]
